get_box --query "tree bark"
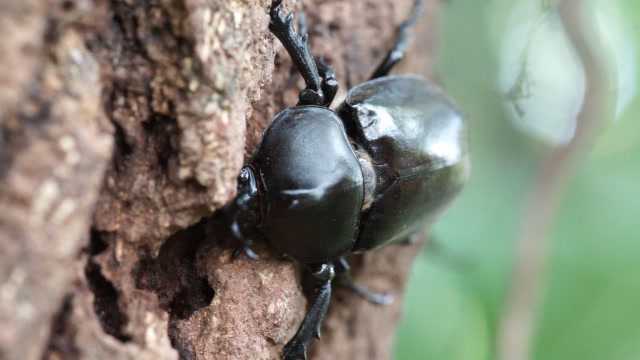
[0,0,439,359]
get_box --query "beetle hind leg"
[282,264,335,360]
[370,0,425,79]
[397,232,422,246]
[334,257,394,305]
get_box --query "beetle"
[224,0,469,359]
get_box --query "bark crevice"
[85,261,132,343]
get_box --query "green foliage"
[394,0,640,359]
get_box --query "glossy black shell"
[251,106,364,263]
[338,75,469,251]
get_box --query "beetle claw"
[232,245,259,261]
[341,280,394,305]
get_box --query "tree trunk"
[0,0,439,359]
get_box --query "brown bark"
[0,0,439,359]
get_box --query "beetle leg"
[334,257,393,305]
[230,223,258,261]
[231,245,258,260]
[316,57,339,107]
[369,0,425,79]
[295,8,338,107]
[226,166,260,260]
[269,0,326,106]
[296,7,309,39]
[397,232,422,246]
[282,263,335,360]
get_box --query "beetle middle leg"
[369,0,425,79]
[282,263,335,360]
[334,257,393,305]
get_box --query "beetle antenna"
[370,0,425,79]
[270,0,326,106]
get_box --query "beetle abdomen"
[338,75,469,251]
[253,106,364,263]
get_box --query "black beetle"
[224,0,469,358]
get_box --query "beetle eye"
[238,167,251,184]
[239,168,250,183]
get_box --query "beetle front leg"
[295,9,338,107]
[226,166,260,260]
[316,57,339,107]
[270,0,327,106]
[229,221,259,260]
[282,263,335,360]
[334,257,393,305]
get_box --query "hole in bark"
[85,231,131,343]
[42,295,79,360]
[134,218,214,319]
[134,219,214,360]
[143,114,178,173]
[328,22,340,32]
[88,228,109,255]
[61,0,74,11]
[113,121,133,158]
[85,261,132,342]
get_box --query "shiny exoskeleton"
[225,1,469,359]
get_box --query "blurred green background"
[394,0,640,359]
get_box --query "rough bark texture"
[0,0,439,359]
